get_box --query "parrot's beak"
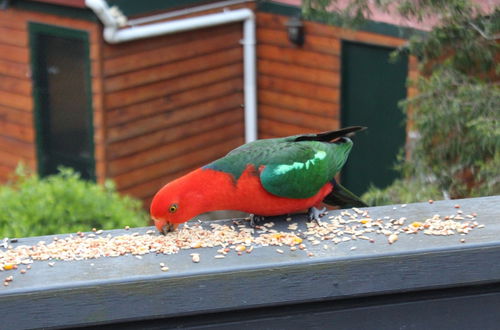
[152,217,179,235]
[160,222,179,235]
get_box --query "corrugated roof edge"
[257,0,428,40]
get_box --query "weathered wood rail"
[1,196,500,329]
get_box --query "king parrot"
[150,126,367,234]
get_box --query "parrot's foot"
[308,207,327,224]
[249,214,266,228]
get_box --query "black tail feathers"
[294,126,366,143]
[323,179,368,208]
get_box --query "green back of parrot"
[204,134,354,199]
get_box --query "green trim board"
[257,1,427,40]
[11,0,221,21]
[12,1,97,21]
[12,0,426,40]
[105,0,222,18]
[29,22,96,181]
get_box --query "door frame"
[29,22,96,180]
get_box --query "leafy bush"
[362,177,442,206]
[402,68,500,199]
[0,165,148,238]
[305,0,500,205]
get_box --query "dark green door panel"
[341,42,408,196]
[30,23,95,180]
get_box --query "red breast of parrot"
[150,126,367,233]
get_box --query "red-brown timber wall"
[0,5,419,207]
[101,3,259,205]
[0,8,104,183]
[256,12,419,140]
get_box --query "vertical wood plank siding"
[256,12,418,140]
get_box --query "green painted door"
[341,41,408,196]
[30,24,95,180]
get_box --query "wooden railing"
[1,196,499,329]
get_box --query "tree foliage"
[0,166,148,238]
[303,0,500,204]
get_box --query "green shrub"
[362,177,443,206]
[0,165,148,238]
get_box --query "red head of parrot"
[150,169,213,234]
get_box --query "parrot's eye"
[169,204,178,213]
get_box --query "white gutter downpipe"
[85,0,257,143]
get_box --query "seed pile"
[0,204,484,287]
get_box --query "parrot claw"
[308,207,327,225]
[249,214,265,228]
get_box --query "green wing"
[204,127,364,199]
[205,138,353,199]
[259,140,352,198]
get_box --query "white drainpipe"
[85,0,257,143]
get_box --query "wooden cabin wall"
[0,8,105,183]
[256,12,419,139]
[101,23,246,205]
[0,4,419,208]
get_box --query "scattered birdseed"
[0,204,486,279]
[191,253,200,263]
[429,200,434,204]
[350,246,357,251]
[235,245,246,252]
[3,264,14,271]
[190,241,202,249]
[276,249,284,254]
[125,226,130,230]
[388,234,399,244]
[460,239,466,243]
[214,255,225,259]
[352,208,364,214]
[161,266,169,272]
[20,269,26,274]
[48,262,55,267]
